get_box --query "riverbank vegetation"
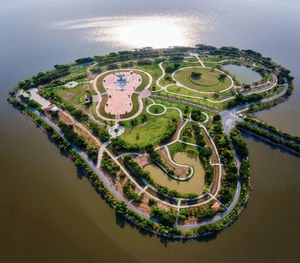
[236,122,300,153]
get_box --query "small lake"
[144,152,205,193]
[223,64,262,84]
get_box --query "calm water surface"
[1,0,300,262]
[223,64,262,84]
[145,152,205,193]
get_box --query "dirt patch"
[202,129,218,164]
[53,109,100,149]
[178,216,199,226]
[210,165,220,196]
[135,155,152,168]
[157,148,189,178]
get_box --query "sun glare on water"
[50,14,214,48]
[110,17,189,48]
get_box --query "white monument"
[115,72,129,90]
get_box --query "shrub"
[191,110,202,121]
[150,207,177,226]
[191,71,201,79]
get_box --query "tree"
[87,146,98,162]
[191,71,202,79]
[213,92,220,99]
[114,201,127,215]
[150,207,177,226]
[218,73,227,82]
[243,84,251,90]
[213,114,221,121]
[191,110,202,121]
[199,147,212,159]
[107,64,118,70]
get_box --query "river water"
[1,1,300,262]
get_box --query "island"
[8,45,298,238]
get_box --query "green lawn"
[152,97,216,117]
[174,67,232,92]
[120,100,179,128]
[120,113,178,148]
[168,142,199,159]
[156,90,226,111]
[56,84,90,105]
[167,85,235,101]
[183,57,198,62]
[179,122,197,144]
[137,63,160,90]
[55,84,91,113]
[148,104,165,114]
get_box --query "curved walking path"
[153,55,279,104]
[171,66,235,94]
[14,51,294,237]
[18,77,288,232]
[19,97,229,230]
[117,105,223,204]
[150,94,221,114]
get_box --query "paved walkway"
[153,56,279,104]
[93,69,153,121]
[20,88,51,109]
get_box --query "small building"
[211,202,221,212]
[44,105,53,112]
[50,107,58,112]
[84,94,91,103]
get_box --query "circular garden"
[173,67,232,92]
[147,104,166,115]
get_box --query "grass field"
[55,84,91,113]
[179,122,197,144]
[168,142,199,159]
[156,90,226,110]
[174,67,232,92]
[148,104,165,114]
[120,112,178,148]
[152,97,217,116]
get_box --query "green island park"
[8,45,298,238]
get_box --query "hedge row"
[237,122,300,153]
[244,116,300,144]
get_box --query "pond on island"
[223,64,262,84]
[144,152,205,194]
